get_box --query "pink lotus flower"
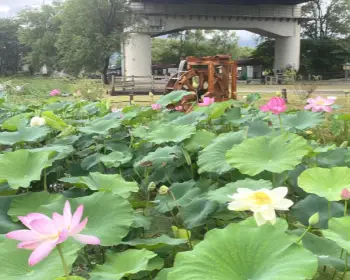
[151,104,161,110]
[50,89,60,96]
[260,97,286,115]
[304,96,336,112]
[53,201,100,245]
[341,188,350,200]
[175,106,183,111]
[6,201,100,266]
[198,97,215,107]
[111,108,122,113]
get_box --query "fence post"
[281,88,288,103]
[129,94,134,105]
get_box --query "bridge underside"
[123,0,308,77]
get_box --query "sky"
[0,0,256,47]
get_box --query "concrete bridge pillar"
[274,24,301,71]
[124,33,152,77]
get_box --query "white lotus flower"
[30,117,46,127]
[228,187,293,226]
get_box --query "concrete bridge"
[122,0,309,77]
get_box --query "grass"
[1,77,350,113]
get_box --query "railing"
[131,2,303,18]
[110,75,170,95]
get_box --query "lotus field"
[1,89,350,280]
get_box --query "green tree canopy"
[17,2,63,73]
[56,0,131,83]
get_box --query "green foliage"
[168,221,318,280]
[0,90,349,280]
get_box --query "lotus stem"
[57,244,70,280]
[278,114,283,132]
[164,199,180,227]
[43,168,48,192]
[272,173,277,188]
[295,225,311,244]
[328,201,332,220]
[345,200,348,217]
[342,252,348,280]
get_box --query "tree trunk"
[102,56,110,85]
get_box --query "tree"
[0,19,23,75]
[17,2,62,73]
[56,0,131,84]
[152,30,241,65]
[301,0,350,39]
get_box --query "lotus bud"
[308,212,320,226]
[148,182,156,191]
[149,92,154,97]
[341,188,350,200]
[158,185,169,195]
[305,130,313,135]
[340,141,348,148]
[276,91,281,97]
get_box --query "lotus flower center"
[315,100,325,105]
[249,192,272,205]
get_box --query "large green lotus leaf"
[323,217,350,253]
[207,179,273,203]
[170,111,208,125]
[131,213,151,230]
[100,151,133,168]
[121,234,186,249]
[315,148,347,168]
[281,111,324,131]
[156,90,193,106]
[290,230,349,271]
[55,277,86,280]
[28,145,74,165]
[0,239,81,280]
[78,119,121,135]
[0,196,23,233]
[168,223,318,280]
[134,146,185,171]
[198,131,245,174]
[247,120,273,137]
[1,113,30,131]
[0,150,53,189]
[51,135,81,146]
[222,107,241,125]
[184,130,216,152]
[60,172,139,199]
[80,153,103,170]
[298,167,350,201]
[90,249,159,280]
[0,126,50,145]
[8,192,63,221]
[226,132,309,176]
[42,111,69,131]
[155,180,201,213]
[155,268,173,280]
[291,195,343,229]
[145,124,196,144]
[179,198,219,229]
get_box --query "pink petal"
[19,213,50,229]
[28,242,56,266]
[306,98,316,104]
[304,104,313,110]
[323,106,332,112]
[57,229,69,244]
[73,234,100,245]
[70,217,88,235]
[6,230,41,241]
[29,218,56,235]
[52,213,65,229]
[71,205,84,229]
[63,201,72,228]
[260,105,270,112]
[18,240,41,250]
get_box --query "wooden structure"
[165,55,237,101]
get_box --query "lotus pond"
[1,90,350,280]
